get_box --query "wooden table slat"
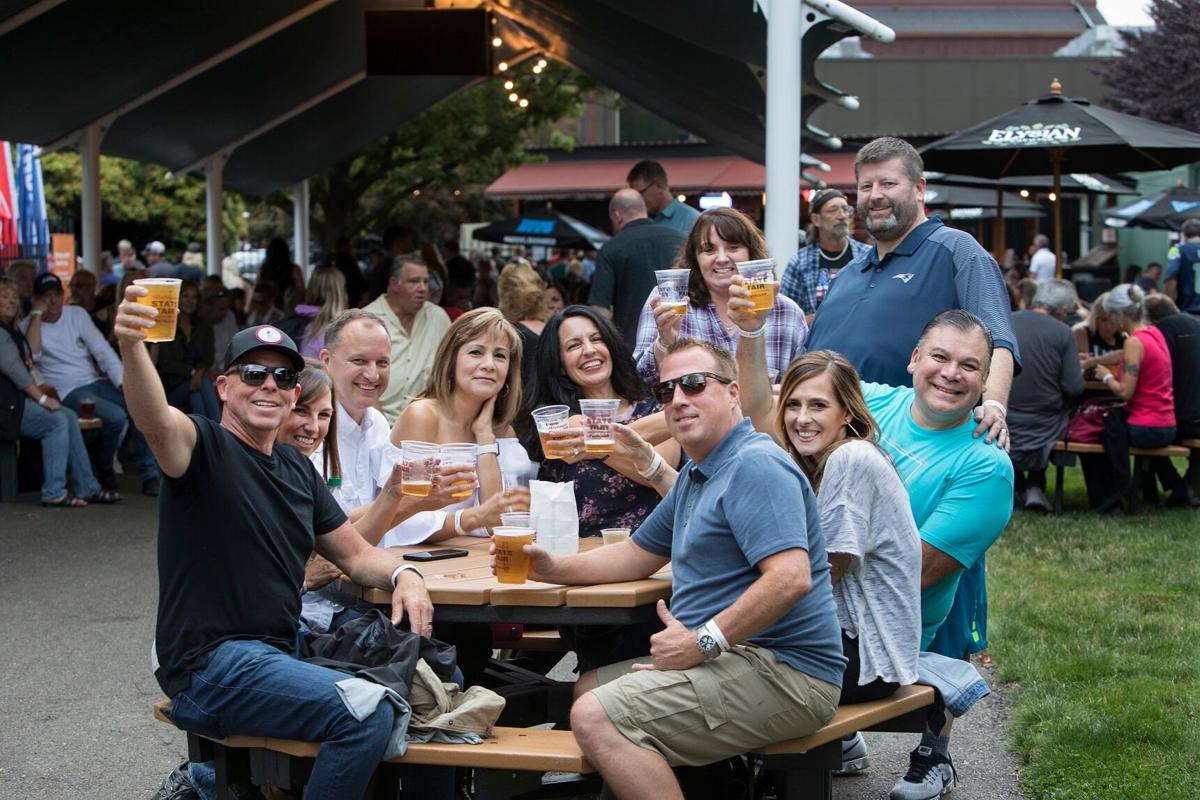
[565,575,673,608]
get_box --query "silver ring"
[572,447,579,456]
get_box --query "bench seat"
[1049,441,1191,514]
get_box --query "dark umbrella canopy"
[920,87,1200,178]
[1101,185,1200,231]
[472,210,610,250]
[923,184,1041,211]
[925,172,1137,196]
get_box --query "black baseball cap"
[223,325,305,372]
[33,273,64,295]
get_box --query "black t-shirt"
[818,244,857,272]
[154,416,347,696]
[1156,313,1200,432]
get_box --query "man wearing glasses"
[626,160,700,236]
[114,289,434,800]
[506,337,844,799]
[779,188,872,322]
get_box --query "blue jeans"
[62,379,159,482]
[19,401,101,501]
[166,376,221,421]
[169,639,394,800]
[1128,424,1175,449]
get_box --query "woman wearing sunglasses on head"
[632,207,808,387]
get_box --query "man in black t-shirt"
[1146,295,1200,503]
[115,289,434,799]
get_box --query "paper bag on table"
[529,480,578,556]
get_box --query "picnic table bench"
[1049,440,1193,514]
[153,683,935,800]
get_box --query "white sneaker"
[834,732,869,775]
[889,746,957,800]
[1024,486,1052,512]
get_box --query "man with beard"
[806,137,1018,413]
[779,188,872,321]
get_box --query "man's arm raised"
[113,284,197,478]
[728,278,776,434]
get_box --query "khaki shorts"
[590,644,840,767]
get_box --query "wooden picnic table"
[338,536,673,626]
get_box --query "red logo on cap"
[256,326,283,344]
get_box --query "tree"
[1097,0,1200,133]
[273,61,597,247]
[40,153,248,254]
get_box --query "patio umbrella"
[1100,185,1200,231]
[472,209,610,250]
[925,171,1137,196]
[923,184,1042,212]
[920,78,1200,274]
[0,142,18,254]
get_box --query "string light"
[677,194,686,202]
[503,80,514,90]
[532,64,542,74]
[518,98,529,108]
[1048,192,1057,202]
[497,61,509,72]
[453,189,462,197]
[1019,189,1030,198]
[492,36,502,47]
[536,58,547,69]
[412,189,421,197]
[508,92,519,102]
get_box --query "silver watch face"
[697,633,718,657]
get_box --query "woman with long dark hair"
[151,280,220,421]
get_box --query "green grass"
[989,464,1200,799]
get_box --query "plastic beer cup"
[601,528,631,546]
[735,259,778,313]
[579,399,619,455]
[439,443,477,498]
[654,269,691,316]
[400,440,439,496]
[531,405,571,459]
[133,278,182,342]
[493,527,536,584]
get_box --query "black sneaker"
[888,745,957,800]
[150,762,199,800]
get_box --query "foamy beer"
[735,259,778,313]
[601,527,631,546]
[133,278,182,342]
[654,269,691,316]
[401,440,439,496]
[493,527,536,584]
[579,398,619,454]
[530,405,571,459]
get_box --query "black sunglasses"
[226,363,299,390]
[651,371,732,404]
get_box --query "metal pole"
[293,179,311,280]
[764,0,801,274]
[79,124,103,274]
[205,154,225,279]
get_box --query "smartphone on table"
[403,548,470,562]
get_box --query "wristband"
[390,564,422,588]
[1102,373,1114,385]
[476,442,499,457]
[38,394,49,406]
[29,309,43,317]
[638,451,664,480]
[736,325,766,339]
[654,338,669,355]
[981,399,1007,418]
[454,508,468,536]
[705,617,731,652]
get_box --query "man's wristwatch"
[695,624,722,661]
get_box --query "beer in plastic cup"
[79,398,97,420]
[601,528,631,546]
[735,259,778,313]
[493,527,536,584]
[401,440,440,496]
[654,269,691,316]
[439,443,477,498]
[531,404,571,459]
[133,278,182,342]
[579,398,619,454]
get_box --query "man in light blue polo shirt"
[515,338,844,799]
[627,160,700,236]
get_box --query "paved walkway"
[0,476,1026,798]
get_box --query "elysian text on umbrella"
[921,79,1200,277]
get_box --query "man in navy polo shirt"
[806,137,1018,439]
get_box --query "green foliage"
[40,152,248,253]
[1097,0,1200,133]
[284,61,597,246]
[990,464,1200,799]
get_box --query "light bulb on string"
[503,80,514,90]
[508,92,519,102]
[518,98,529,108]
[492,36,502,47]
[497,61,509,72]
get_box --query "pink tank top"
[1125,326,1175,428]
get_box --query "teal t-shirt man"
[863,379,1013,647]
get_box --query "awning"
[485,153,857,200]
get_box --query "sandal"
[42,494,88,508]
[85,489,123,504]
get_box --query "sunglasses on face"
[651,371,732,404]
[226,363,299,390]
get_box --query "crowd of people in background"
[3,142,1199,800]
